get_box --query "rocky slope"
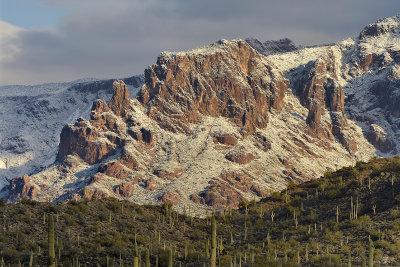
[2,15,400,215]
[0,76,144,190]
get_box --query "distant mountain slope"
[245,37,299,56]
[0,75,144,189]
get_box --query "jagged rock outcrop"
[138,39,289,136]
[160,190,180,205]
[367,124,395,153]
[213,133,237,146]
[108,80,131,116]
[8,174,38,202]
[359,15,400,39]
[294,49,357,154]
[56,80,131,164]
[225,147,255,164]
[98,161,130,180]
[114,182,135,198]
[57,119,116,164]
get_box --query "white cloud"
[0,21,25,62]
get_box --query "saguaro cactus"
[145,249,150,267]
[168,248,173,267]
[48,214,56,267]
[211,216,217,267]
[369,240,374,267]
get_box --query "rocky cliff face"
[3,15,400,215]
[138,40,289,136]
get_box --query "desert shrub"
[392,219,400,231]
[323,229,343,243]
[19,198,37,206]
[326,188,341,199]
[270,191,281,201]
[287,181,296,190]
[390,208,399,219]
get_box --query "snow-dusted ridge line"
[2,14,400,216]
[0,75,144,191]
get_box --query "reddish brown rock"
[138,40,289,136]
[89,173,104,184]
[98,161,130,180]
[361,54,374,72]
[295,49,357,154]
[340,134,358,156]
[8,174,38,202]
[90,113,118,132]
[367,124,395,153]
[91,99,110,114]
[225,147,255,164]
[160,190,180,205]
[190,171,265,209]
[325,78,345,112]
[57,119,116,164]
[145,178,156,190]
[213,133,237,146]
[153,168,184,180]
[58,155,83,173]
[197,183,248,209]
[190,193,203,204]
[108,80,131,116]
[114,182,135,198]
[128,128,154,145]
[83,187,109,200]
[120,151,139,170]
[253,132,271,152]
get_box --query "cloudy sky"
[0,0,398,85]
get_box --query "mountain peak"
[139,39,289,136]
[359,14,400,39]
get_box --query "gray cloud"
[1,0,399,85]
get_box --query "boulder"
[8,174,38,202]
[367,124,395,153]
[160,190,180,205]
[225,148,255,164]
[213,133,237,146]
[98,161,130,180]
[114,182,135,198]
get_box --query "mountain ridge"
[2,14,400,215]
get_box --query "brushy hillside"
[2,157,400,266]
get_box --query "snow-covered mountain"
[2,14,400,216]
[0,76,144,190]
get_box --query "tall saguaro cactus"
[211,216,217,267]
[369,240,374,267]
[48,214,56,267]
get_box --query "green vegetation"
[1,157,400,265]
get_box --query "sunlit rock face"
[5,15,400,215]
